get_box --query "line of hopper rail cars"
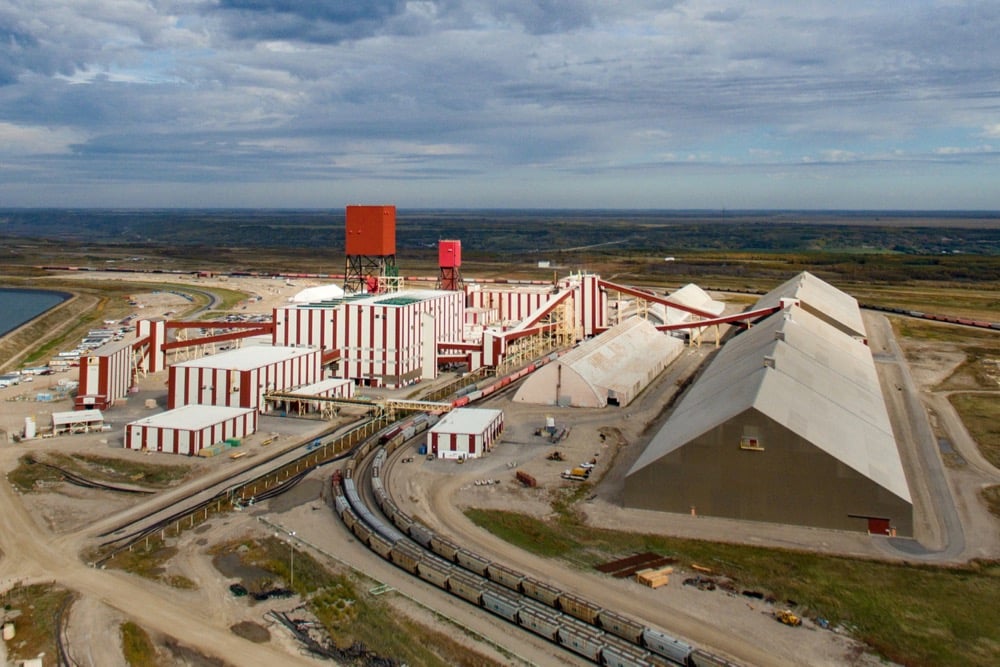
[332,431,737,667]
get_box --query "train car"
[482,586,521,622]
[351,517,374,545]
[598,609,646,644]
[341,504,359,531]
[641,628,693,665]
[417,558,452,589]
[429,534,461,562]
[518,602,561,641]
[486,562,525,592]
[456,548,491,576]
[559,592,602,625]
[391,508,414,536]
[688,648,741,667]
[447,570,484,605]
[601,635,664,667]
[390,542,422,574]
[333,493,350,519]
[369,531,394,559]
[409,522,435,548]
[557,618,605,663]
[521,576,562,606]
[378,426,402,445]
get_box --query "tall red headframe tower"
[344,205,397,294]
[436,239,463,291]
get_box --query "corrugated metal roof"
[173,345,316,371]
[128,404,255,430]
[430,407,502,434]
[629,304,910,502]
[560,318,684,397]
[290,378,353,395]
[753,271,866,337]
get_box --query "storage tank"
[345,205,396,256]
[23,417,36,440]
[438,240,462,268]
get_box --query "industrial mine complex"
[7,205,998,667]
[64,206,913,538]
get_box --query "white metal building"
[52,409,105,435]
[428,408,504,459]
[125,405,257,455]
[513,318,684,408]
[167,345,321,413]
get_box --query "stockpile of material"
[636,566,673,589]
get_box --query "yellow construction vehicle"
[775,610,801,627]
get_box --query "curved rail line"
[332,415,740,667]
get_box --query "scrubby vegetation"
[467,508,1000,667]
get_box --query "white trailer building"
[52,409,106,435]
[427,408,504,460]
[125,405,257,455]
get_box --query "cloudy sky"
[1,1,998,209]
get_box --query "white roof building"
[428,407,504,459]
[125,404,257,455]
[52,409,105,435]
[513,317,684,408]
[752,271,867,340]
[625,293,913,535]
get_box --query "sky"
[1,1,998,210]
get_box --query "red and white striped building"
[168,345,321,413]
[273,290,464,388]
[560,273,608,339]
[75,339,133,410]
[466,284,552,324]
[125,404,257,455]
[427,407,504,459]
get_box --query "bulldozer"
[775,610,801,627]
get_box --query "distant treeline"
[1,208,998,258]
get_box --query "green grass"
[465,508,1000,667]
[949,394,1000,469]
[121,621,161,666]
[7,453,193,492]
[102,537,192,589]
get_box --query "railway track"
[332,419,740,667]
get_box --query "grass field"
[121,621,161,666]
[466,508,1000,667]
[8,452,192,493]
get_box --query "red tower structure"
[436,239,464,291]
[344,205,397,294]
